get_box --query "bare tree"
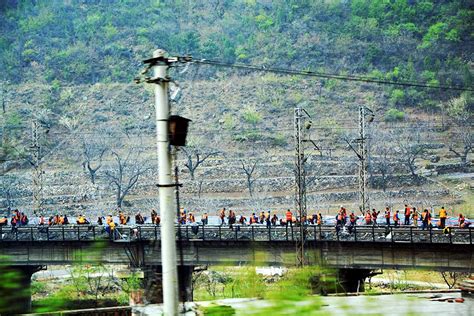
[446,93,473,168]
[395,128,428,184]
[81,137,107,185]
[104,148,152,208]
[240,159,258,197]
[372,131,395,192]
[181,147,217,180]
[440,271,469,289]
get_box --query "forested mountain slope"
[0,0,472,214]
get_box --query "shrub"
[384,108,405,122]
[242,107,262,125]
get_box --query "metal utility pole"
[294,107,308,266]
[150,49,178,315]
[31,119,43,214]
[358,105,371,212]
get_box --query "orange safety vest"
[286,211,292,221]
[365,213,371,222]
[393,213,399,221]
[385,211,390,219]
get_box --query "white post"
[151,49,178,315]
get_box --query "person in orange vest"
[384,207,391,227]
[119,212,127,225]
[421,209,431,230]
[201,212,208,225]
[393,210,400,227]
[286,209,292,226]
[249,213,257,224]
[188,212,196,223]
[151,209,157,224]
[371,209,380,226]
[238,215,247,225]
[106,214,113,225]
[348,212,357,233]
[404,204,411,225]
[364,211,372,225]
[10,215,18,232]
[271,213,278,226]
[317,212,323,226]
[458,213,466,228]
[411,207,419,227]
[439,207,447,229]
[219,208,226,225]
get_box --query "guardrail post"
[410,227,413,244]
[319,225,322,240]
[354,225,357,242]
[138,226,142,241]
[62,226,65,241]
[251,226,255,241]
[372,226,375,242]
[268,225,271,241]
[202,225,205,241]
[337,227,339,242]
[47,227,50,241]
[77,226,80,241]
[390,226,394,243]
[429,226,433,243]
[448,229,452,244]
[186,225,189,240]
[291,225,294,241]
[235,226,238,241]
[313,225,317,241]
[219,226,222,241]
[30,227,34,241]
[92,226,96,240]
[154,226,158,240]
[470,227,472,245]
[285,224,288,241]
[0,225,2,241]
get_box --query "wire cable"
[193,59,474,92]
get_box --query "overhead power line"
[193,59,474,92]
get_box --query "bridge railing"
[0,224,472,245]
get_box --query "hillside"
[0,0,472,216]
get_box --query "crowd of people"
[0,205,471,234]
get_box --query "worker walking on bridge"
[371,209,380,226]
[404,205,411,226]
[393,210,400,227]
[384,207,391,227]
[286,209,292,227]
[439,207,448,229]
[411,207,419,227]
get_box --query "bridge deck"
[0,224,472,245]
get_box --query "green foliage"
[389,89,405,107]
[254,13,274,30]
[242,107,262,125]
[222,113,236,130]
[384,108,405,122]
[271,133,288,147]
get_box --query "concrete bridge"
[1,224,472,314]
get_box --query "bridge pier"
[0,265,44,314]
[143,265,194,304]
[336,268,375,293]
